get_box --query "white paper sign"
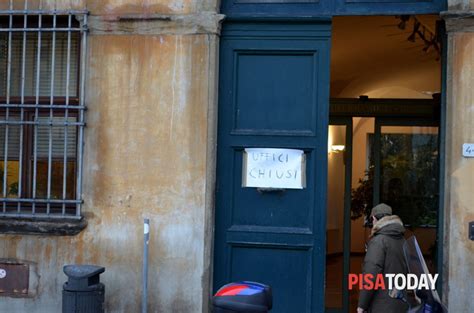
[242,148,306,189]
[463,143,474,157]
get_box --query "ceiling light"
[331,145,345,153]
[397,15,410,30]
[398,20,406,30]
[422,40,431,52]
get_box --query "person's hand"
[357,307,366,313]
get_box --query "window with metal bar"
[0,8,87,219]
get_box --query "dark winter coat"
[358,215,408,313]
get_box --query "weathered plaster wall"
[81,33,218,313]
[448,0,469,10]
[1,0,219,14]
[0,0,220,312]
[444,17,474,312]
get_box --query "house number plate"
[463,143,474,157]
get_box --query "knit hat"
[371,203,392,217]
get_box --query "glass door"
[326,118,352,313]
[325,117,440,313]
[373,120,440,272]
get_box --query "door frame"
[327,117,352,313]
[213,15,448,313]
[372,117,441,210]
[327,111,442,312]
[213,19,332,313]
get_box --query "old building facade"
[0,0,472,312]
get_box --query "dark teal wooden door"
[214,21,331,313]
[221,0,446,17]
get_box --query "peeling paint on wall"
[2,0,207,15]
[0,1,219,311]
[445,31,474,312]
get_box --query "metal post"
[17,0,28,213]
[32,11,42,215]
[142,218,150,313]
[62,14,72,215]
[76,13,87,217]
[46,13,57,215]
[3,0,13,213]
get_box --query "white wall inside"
[331,16,441,99]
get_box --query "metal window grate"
[0,1,88,219]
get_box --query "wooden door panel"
[221,0,446,16]
[233,51,318,134]
[230,148,315,230]
[230,245,313,313]
[214,21,331,313]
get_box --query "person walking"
[357,203,408,313]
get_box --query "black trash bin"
[62,264,105,313]
[213,281,272,313]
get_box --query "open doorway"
[326,15,442,312]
